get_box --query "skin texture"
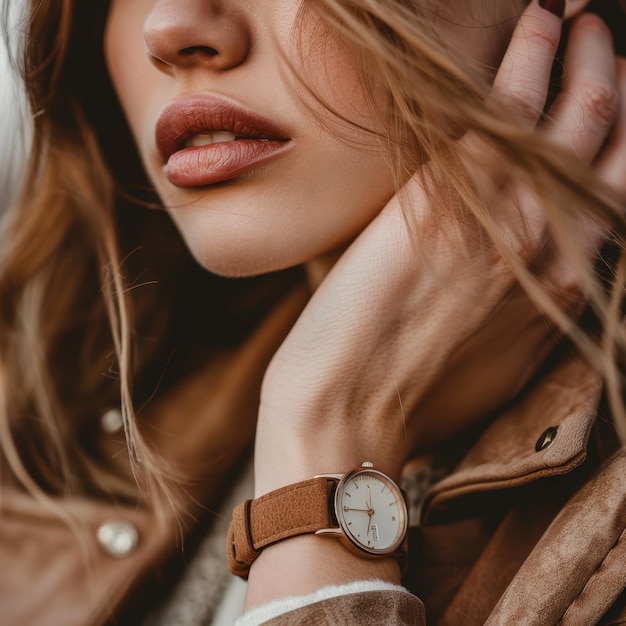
[105,0,396,277]
[103,0,626,612]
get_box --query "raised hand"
[254,4,624,498]
[246,0,625,609]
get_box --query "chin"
[177,228,313,278]
[166,203,363,279]
[192,252,298,278]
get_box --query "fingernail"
[539,0,565,17]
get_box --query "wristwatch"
[226,461,408,578]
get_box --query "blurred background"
[1,0,31,209]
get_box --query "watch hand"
[343,507,371,512]
[366,486,374,535]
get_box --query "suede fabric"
[1,353,625,625]
[0,489,172,626]
[485,450,626,626]
[422,357,602,522]
[227,477,335,576]
[262,590,425,625]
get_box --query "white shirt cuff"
[234,579,411,626]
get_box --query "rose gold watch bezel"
[315,466,408,558]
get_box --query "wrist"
[244,534,402,610]
[254,403,408,497]
[229,460,408,594]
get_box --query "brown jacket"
[1,355,625,625]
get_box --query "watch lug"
[314,473,343,480]
[315,528,344,537]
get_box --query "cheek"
[290,12,394,189]
[104,2,157,147]
[291,11,381,130]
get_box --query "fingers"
[541,24,624,281]
[546,14,620,163]
[545,16,624,254]
[563,0,594,20]
[491,0,564,123]
[595,57,626,192]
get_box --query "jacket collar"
[420,355,603,523]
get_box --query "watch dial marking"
[371,524,380,542]
[338,469,406,554]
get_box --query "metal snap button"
[100,408,123,434]
[97,521,139,557]
[535,426,559,452]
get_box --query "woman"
[1,0,625,623]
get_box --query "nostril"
[142,9,250,73]
[179,46,219,57]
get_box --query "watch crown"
[361,461,374,468]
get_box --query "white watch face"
[335,469,407,555]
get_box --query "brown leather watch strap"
[226,477,335,577]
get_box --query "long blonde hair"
[0,0,298,510]
[1,0,624,510]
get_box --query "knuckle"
[502,82,546,119]
[577,12,612,41]
[578,82,620,128]
[548,266,586,312]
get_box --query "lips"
[155,95,291,187]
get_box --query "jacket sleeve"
[235,581,426,625]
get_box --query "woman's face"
[104,0,595,278]
[105,0,395,277]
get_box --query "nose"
[143,1,251,74]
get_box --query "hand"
[246,2,625,610]
[254,5,625,497]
